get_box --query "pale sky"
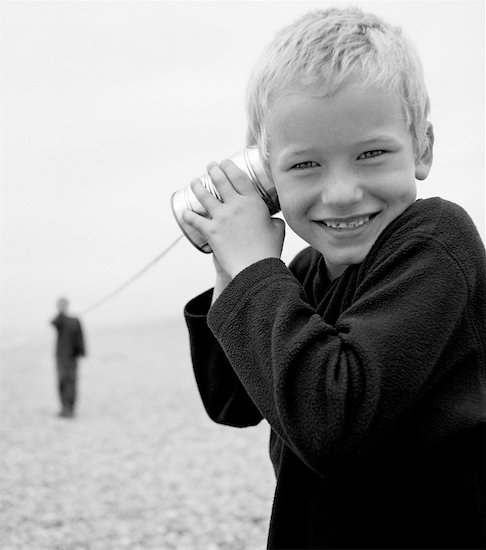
[1,0,484,340]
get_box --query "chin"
[327,248,371,270]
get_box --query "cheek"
[390,173,417,204]
[371,165,417,202]
[276,182,304,217]
[279,194,311,233]
[276,177,323,229]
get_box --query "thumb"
[271,217,286,256]
[272,217,286,239]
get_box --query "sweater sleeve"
[184,289,263,427]
[207,234,474,473]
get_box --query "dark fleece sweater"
[184,197,486,549]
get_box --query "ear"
[415,122,434,181]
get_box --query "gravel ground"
[0,318,274,549]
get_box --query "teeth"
[323,215,370,229]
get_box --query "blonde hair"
[246,7,431,167]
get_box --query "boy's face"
[268,79,432,280]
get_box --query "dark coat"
[184,198,486,549]
[51,313,86,360]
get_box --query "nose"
[320,168,363,208]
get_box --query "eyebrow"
[357,135,401,146]
[281,148,314,159]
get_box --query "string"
[79,234,184,315]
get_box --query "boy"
[182,7,485,549]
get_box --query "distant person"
[51,297,86,418]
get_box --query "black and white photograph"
[1,1,484,549]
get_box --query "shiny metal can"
[171,146,280,253]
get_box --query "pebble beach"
[0,318,274,549]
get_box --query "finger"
[206,161,240,203]
[190,177,221,215]
[218,159,255,196]
[181,207,212,234]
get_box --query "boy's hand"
[182,159,285,278]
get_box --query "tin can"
[171,146,280,253]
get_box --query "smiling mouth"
[317,212,379,231]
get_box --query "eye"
[292,161,319,169]
[358,150,385,160]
